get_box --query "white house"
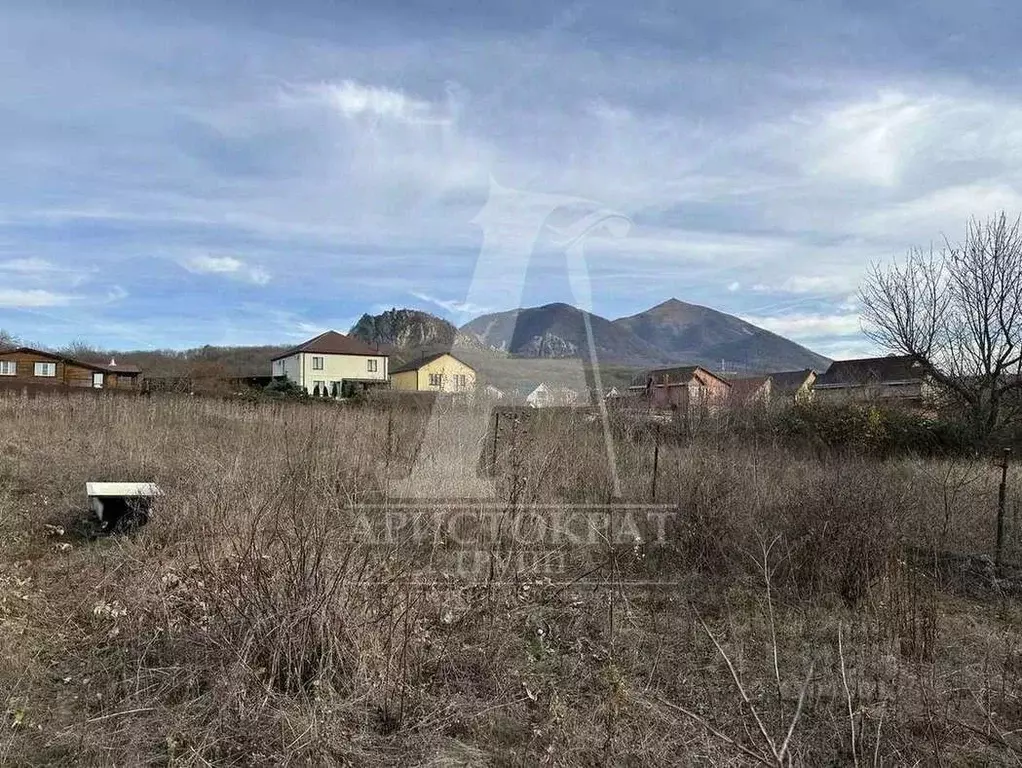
[484,384,506,401]
[525,383,580,408]
[271,330,389,396]
[525,383,552,408]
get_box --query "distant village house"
[522,382,580,408]
[812,355,930,405]
[726,375,771,406]
[631,365,731,411]
[767,369,817,404]
[483,384,506,401]
[389,352,476,393]
[0,347,142,390]
[270,330,388,396]
[725,369,818,406]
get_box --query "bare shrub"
[0,391,1021,765]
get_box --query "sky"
[3,1,1022,358]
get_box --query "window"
[34,362,56,377]
[457,374,467,388]
[0,361,15,376]
[312,356,324,370]
[428,373,442,387]
[367,359,378,373]
[312,380,326,395]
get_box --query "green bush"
[263,378,308,400]
[774,401,970,457]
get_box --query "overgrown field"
[1,393,1021,765]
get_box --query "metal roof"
[815,355,923,387]
[271,331,386,361]
[390,351,473,374]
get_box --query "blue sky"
[3,1,1022,357]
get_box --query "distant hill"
[349,308,457,350]
[459,302,673,368]
[458,299,830,373]
[15,297,829,385]
[613,298,830,373]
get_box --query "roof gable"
[728,375,771,400]
[639,365,730,388]
[390,351,472,375]
[768,369,816,394]
[272,330,385,360]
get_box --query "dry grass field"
[1,392,1022,765]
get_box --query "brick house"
[630,365,732,411]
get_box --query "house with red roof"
[270,330,389,396]
[628,365,731,411]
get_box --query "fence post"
[651,423,661,502]
[386,408,393,461]
[997,447,1011,568]
[491,410,501,472]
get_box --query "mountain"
[612,298,830,372]
[349,308,457,350]
[458,298,830,373]
[459,302,674,368]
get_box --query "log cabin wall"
[0,349,92,386]
[0,349,140,389]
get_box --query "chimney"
[109,357,117,367]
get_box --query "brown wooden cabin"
[0,347,142,390]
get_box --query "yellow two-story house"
[389,352,476,393]
[270,330,389,396]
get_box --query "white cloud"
[0,289,73,308]
[0,258,61,273]
[727,281,740,292]
[854,183,1022,243]
[808,90,932,186]
[180,254,271,285]
[837,295,859,312]
[246,266,272,286]
[0,257,94,285]
[292,80,451,125]
[740,312,862,339]
[752,274,861,295]
[811,338,882,360]
[410,291,492,318]
[183,254,243,274]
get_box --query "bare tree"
[59,338,107,363]
[861,212,1022,442]
[0,329,18,351]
